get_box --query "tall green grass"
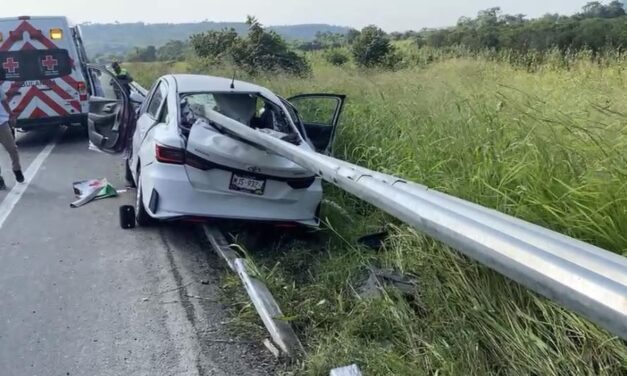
[132,56,627,375]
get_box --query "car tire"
[136,173,156,227]
[125,160,136,188]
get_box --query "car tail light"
[287,177,316,189]
[185,152,213,170]
[155,144,185,164]
[77,82,88,101]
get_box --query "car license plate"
[229,174,266,195]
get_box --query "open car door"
[287,94,346,155]
[85,65,133,154]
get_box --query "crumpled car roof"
[170,74,283,105]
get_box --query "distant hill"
[80,22,352,56]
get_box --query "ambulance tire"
[80,119,89,136]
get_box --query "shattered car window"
[180,93,294,135]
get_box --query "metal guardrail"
[203,110,627,340]
[203,226,304,357]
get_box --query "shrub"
[351,25,399,68]
[324,49,350,66]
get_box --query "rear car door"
[287,94,346,155]
[85,65,132,153]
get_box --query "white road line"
[0,129,64,230]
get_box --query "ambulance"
[0,16,90,131]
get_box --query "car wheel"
[125,159,136,188]
[136,173,156,227]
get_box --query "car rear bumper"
[140,162,323,226]
[16,114,88,131]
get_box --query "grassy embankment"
[129,53,627,375]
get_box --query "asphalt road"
[0,127,275,376]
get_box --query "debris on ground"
[70,178,118,208]
[263,339,280,359]
[88,140,105,154]
[330,364,363,376]
[357,231,389,250]
[356,267,419,300]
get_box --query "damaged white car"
[85,68,345,227]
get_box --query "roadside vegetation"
[126,2,627,375]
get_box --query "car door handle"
[103,104,116,113]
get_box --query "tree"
[426,29,452,48]
[418,2,627,55]
[541,13,561,22]
[351,25,398,68]
[127,45,157,62]
[190,28,238,62]
[501,14,527,25]
[390,32,404,41]
[457,16,474,27]
[605,1,626,17]
[582,1,604,17]
[346,28,361,44]
[477,7,502,27]
[191,17,310,76]
[314,31,345,47]
[581,1,625,18]
[297,31,348,51]
[157,40,189,61]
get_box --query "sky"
[3,0,597,31]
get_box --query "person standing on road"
[0,85,24,190]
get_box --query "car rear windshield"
[180,92,297,135]
[0,49,72,81]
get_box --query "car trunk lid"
[184,120,314,193]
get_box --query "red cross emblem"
[2,58,20,74]
[41,55,58,71]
